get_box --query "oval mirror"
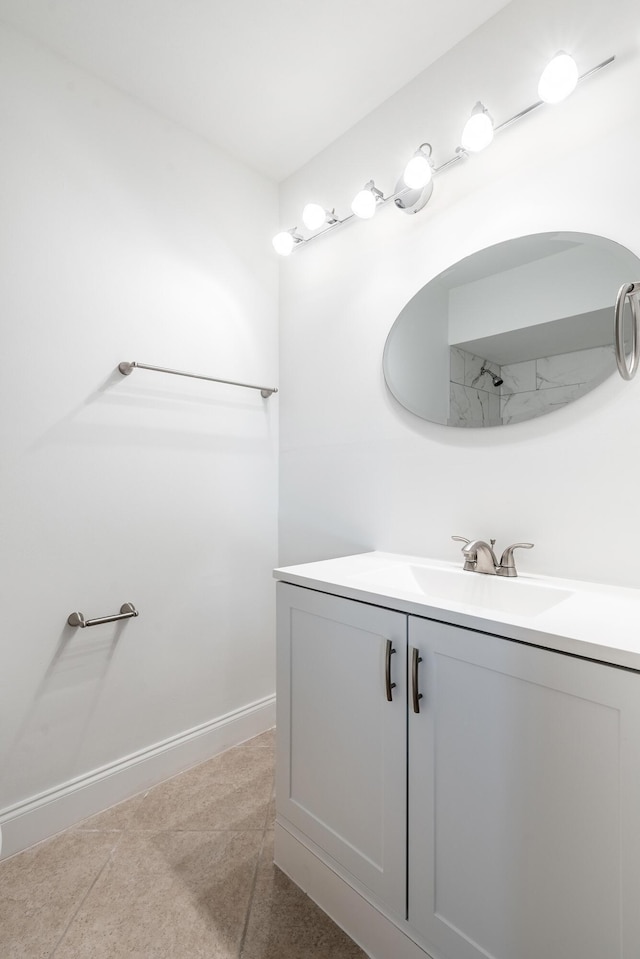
[383,231,640,427]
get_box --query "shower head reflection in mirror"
[383,232,640,429]
[479,367,504,388]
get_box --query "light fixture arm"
[415,142,433,158]
[364,180,384,201]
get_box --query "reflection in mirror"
[383,232,640,428]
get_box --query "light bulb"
[351,190,376,219]
[272,231,295,256]
[302,203,327,231]
[461,102,494,152]
[538,52,579,104]
[403,151,433,190]
[351,182,381,219]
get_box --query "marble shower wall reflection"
[500,344,615,424]
[449,344,616,427]
[449,347,501,427]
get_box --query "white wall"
[0,21,278,821]
[279,0,640,589]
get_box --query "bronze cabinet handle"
[411,647,423,714]
[385,639,397,702]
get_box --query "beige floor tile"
[131,765,273,832]
[187,742,275,786]
[72,791,147,833]
[241,833,367,959]
[54,830,263,959]
[265,791,275,829]
[2,733,364,959]
[0,831,119,959]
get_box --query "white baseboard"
[0,695,275,861]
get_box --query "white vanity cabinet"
[275,582,408,916]
[276,578,640,959]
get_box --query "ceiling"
[0,0,512,181]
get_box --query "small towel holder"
[67,603,138,629]
[615,282,640,380]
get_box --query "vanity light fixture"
[351,180,385,219]
[272,228,304,256]
[302,203,339,231]
[460,102,494,152]
[272,52,615,255]
[538,51,579,104]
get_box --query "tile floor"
[0,730,367,958]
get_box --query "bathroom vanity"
[274,552,640,959]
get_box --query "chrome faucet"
[452,536,534,577]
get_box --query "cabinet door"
[276,582,407,915]
[408,616,640,959]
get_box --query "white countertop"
[274,551,640,672]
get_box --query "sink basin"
[352,563,572,618]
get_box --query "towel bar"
[119,361,277,398]
[67,603,138,628]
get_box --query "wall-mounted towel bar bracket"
[119,361,278,398]
[67,603,138,629]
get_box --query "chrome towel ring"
[615,282,640,380]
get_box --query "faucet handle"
[451,535,471,545]
[498,542,534,577]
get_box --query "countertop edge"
[274,556,640,673]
